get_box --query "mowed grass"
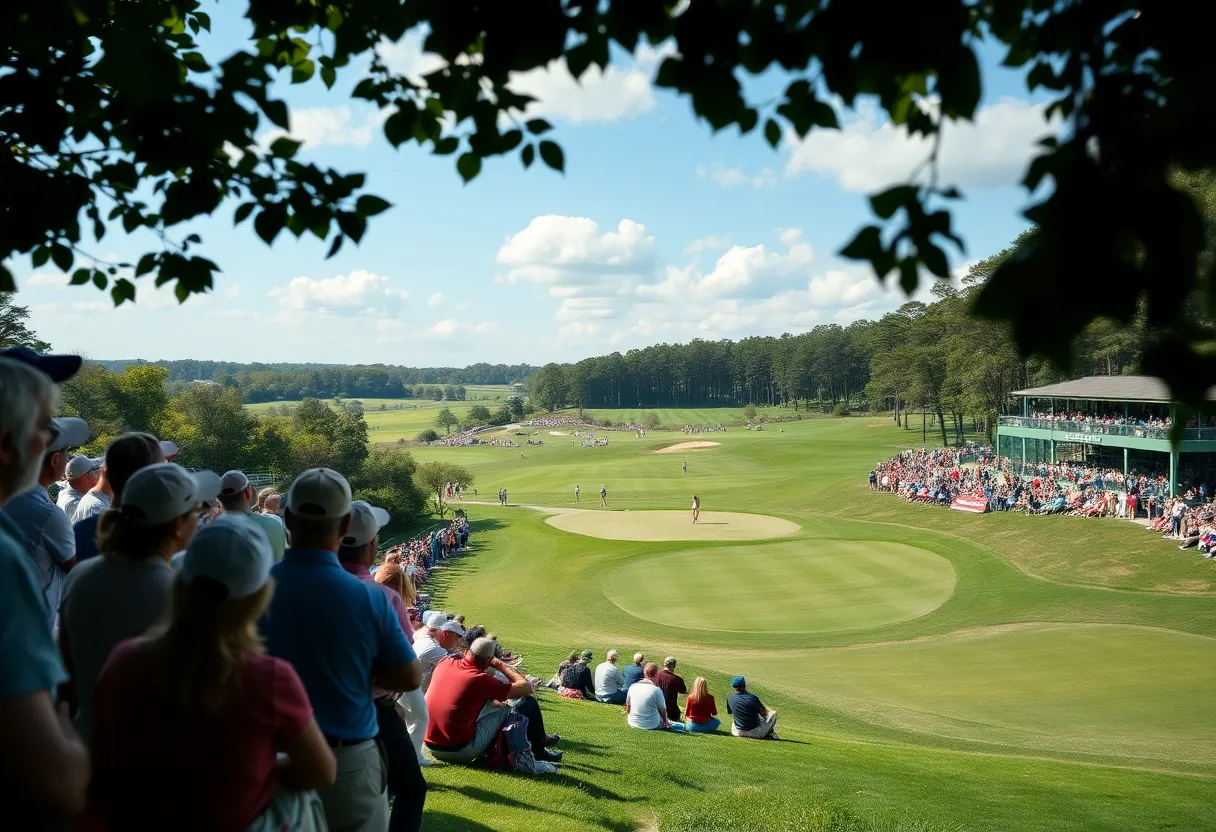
[405,416,1216,831]
[583,405,794,426]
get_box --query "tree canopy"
[2,1,1212,400]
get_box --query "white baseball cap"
[159,439,180,460]
[287,467,352,519]
[342,500,390,547]
[65,454,102,479]
[120,463,222,526]
[220,470,250,495]
[438,619,466,636]
[48,417,90,453]
[180,515,273,599]
[423,610,447,628]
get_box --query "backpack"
[485,710,537,775]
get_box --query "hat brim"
[160,439,180,459]
[49,417,90,452]
[0,349,83,383]
[189,470,223,504]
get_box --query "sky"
[13,7,1054,367]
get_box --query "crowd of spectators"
[681,424,726,434]
[1028,411,1173,430]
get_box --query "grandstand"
[997,376,1216,496]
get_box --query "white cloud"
[426,291,446,308]
[26,271,67,289]
[808,268,879,307]
[684,235,730,256]
[784,97,1057,192]
[268,270,408,317]
[696,163,778,189]
[225,285,241,300]
[778,228,804,247]
[637,235,813,302]
[377,30,447,84]
[426,319,494,338]
[258,106,389,151]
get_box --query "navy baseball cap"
[731,675,746,688]
[0,347,83,382]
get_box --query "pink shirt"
[341,561,413,700]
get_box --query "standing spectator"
[263,468,420,832]
[71,433,164,563]
[559,650,597,700]
[75,438,178,523]
[624,662,685,732]
[59,463,220,737]
[218,470,287,561]
[653,656,688,721]
[338,499,429,826]
[684,677,721,733]
[87,516,336,830]
[622,652,646,688]
[1,413,89,624]
[0,352,91,824]
[411,611,465,693]
[255,486,278,513]
[726,676,779,740]
[593,650,628,705]
[56,454,101,518]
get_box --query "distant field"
[583,405,800,426]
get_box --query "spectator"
[411,611,465,694]
[0,352,91,823]
[622,652,646,688]
[547,650,579,689]
[72,433,164,563]
[263,468,421,832]
[75,438,178,523]
[255,486,277,513]
[57,454,101,518]
[727,676,779,740]
[87,516,336,830]
[1,411,89,624]
[653,656,688,721]
[424,637,561,767]
[218,470,287,561]
[593,649,628,705]
[338,499,429,825]
[684,677,721,733]
[560,650,597,700]
[625,662,685,732]
[59,463,220,737]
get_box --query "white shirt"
[56,486,87,519]
[72,491,111,523]
[625,680,667,730]
[412,630,453,692]
[594,661,626,698]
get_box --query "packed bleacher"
[0,347,785,830]
[1029,411,1173,430]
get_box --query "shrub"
[743,403,757,421]
[833,402,850,416]
[415,429,441,443]
[643,410,661,429]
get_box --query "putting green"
[544,509,799,541]
[602,540,957,632]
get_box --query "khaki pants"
[427,706,508,765]
[731,709,778,739]
[316,740,389,832]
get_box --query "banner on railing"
[950,496,988,513]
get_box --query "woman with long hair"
[684,676,720,733]
[375,542,432,769]
[59,462,219,737]
[85,516,335,831]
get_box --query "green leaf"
[326,234,343,258]
[320,64,336,89]
[233,202,256,225]
[269,137,302,158]
[525,119,553,135]
[384,107,417,147]
[869,185,917,220]
[182,52,210,73]
[31,246,49,268]
[839,226,883,263]
[111,278,136,306]
[0,264,14,292]
[336,212,366,243]
[263,99,289,130]
[355,195,392,216]
[456,153,482,183]
[521,144,535,169]
[291,59,315,84]
[135,253,158,276]
[433,137,459,156]
[764,119,781,149]
[539,141,564,173]
[193,11,211,31]
[254,208,285,244]
[898,258,919,295]
[70,268,91,285]
[51,244,73,272]
[920,244,950,279]
[92,271,108,290]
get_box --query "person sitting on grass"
[559,650,597,700]
[727,676,779,740]
[424,637,561,767]
[547,650,578,689]
[622,652,646,687]
[411,611,466,693]
[654,656,688,721]
[625,663,685,732]
[684,677,721,733]
[594,650,628,705]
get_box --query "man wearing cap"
[71,432,165,563]
[1,412,90,623]
[653,656,688,722]
[263,468,420,832]
[726,676,779,740]
[338,499,428,829]
[218,470,287,561]
[425,637,561,766]
[56,454,101,518]
[559,650,597,700]
[0,352,93,823]
[594,650,628,705]
[412,612,465,693]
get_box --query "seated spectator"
[262,468,421,832]
[622,652,645,687]
[594,650,628,705]
[625,662,685,732]
[86,516,336,830]
[654,656,688,721]
[424,637,561,767]
[547,650,578,689]
[559,650,597,700]
[219,470,287,561]
[727,676,779,740]
[684,677,721,733]
[411,611,466,693]
[72,433,165,563]
[59,462,220,737]
[0,352,90,824]
[57,454,101,519]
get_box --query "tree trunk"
[936,404,949,447]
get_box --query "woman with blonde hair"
[376,549,419,609]
[684,676,721,733]
[86,516,335,830]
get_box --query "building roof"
[1011,375,1216,403]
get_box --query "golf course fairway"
[396,414,1216,832]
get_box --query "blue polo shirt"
[0,512,68,704]
[263,547,415,740]
[2,486,76,624]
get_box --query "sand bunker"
[653,441,721,454]
[549,430,568,436]
[545,509,798,542]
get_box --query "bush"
[643,410,661,429]
[415,429,440,443]
[833,402,850,416]
[600,418,615,428]
[743,403,757,421]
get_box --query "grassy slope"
[410,417,1215,831]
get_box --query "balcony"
[997,416,1209,441]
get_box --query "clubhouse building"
[996,376,1216,497]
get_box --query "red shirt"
[88,639,312,831]
[653,668,687,720]
[684,693,717,723]
[424,655,512,748]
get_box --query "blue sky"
[14,8,1052,366]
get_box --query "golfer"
[682,461,687,477]
[692,495,700,523]
[574,485,580,502]
[599,485,607,508]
